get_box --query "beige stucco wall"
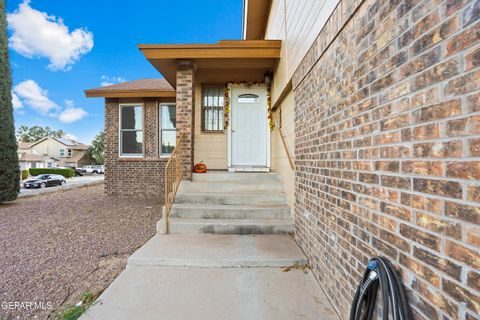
[270,91,295,210]
[193,69,265,170]
[193,82,228,169]
[265,0,340,101]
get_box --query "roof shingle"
[86,78,174,94]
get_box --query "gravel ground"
[0,184,162,320]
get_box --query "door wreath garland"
[224,82,274,131]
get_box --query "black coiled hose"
[349,256,412,320]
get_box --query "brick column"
[104,98,119,195]
[176,60,195,179]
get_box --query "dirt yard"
[0,184,162,319]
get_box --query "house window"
[47,162,53,168]
[67,149,72,157]
[202,86,224,131]
[160,104,176,156]
[59,149,65,157]
[31,163,36,169]
[120,105,143,157]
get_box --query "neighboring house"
[85,0,480,319]
[28,137,92,168]
[18,152,57,171]
[17,142,32,154]
[17,141,58,170]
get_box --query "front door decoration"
[224,81,273,131]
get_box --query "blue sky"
[7,0,243,144]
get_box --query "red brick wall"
[292,0,480,319]
[104,98,167,198]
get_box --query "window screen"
[120,105,143,156]
[160,104,176,155]
[202,86,224,131]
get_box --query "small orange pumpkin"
[193,162,207,173]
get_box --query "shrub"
[29,168,74,178]
[21,169,28,180]
[0,1,20,202]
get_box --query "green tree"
[87,131,105,164]
[0,0,20,202]
[16,125,66,142]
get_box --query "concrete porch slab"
[128,234,308,267]
[81,266,339,320]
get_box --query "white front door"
[231,86,268,167]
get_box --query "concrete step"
[179,180,284,193]
[175,192,287,205]
[128,234,307,268]
[157,218,294,235]
[192,172,282,183]
[170,203,291,219]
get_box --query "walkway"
[81,235,339,320]
[81,172,339,319]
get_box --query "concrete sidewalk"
[81,235,339,320]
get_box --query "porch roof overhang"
[138,40,281,88]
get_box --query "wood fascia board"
[138,41,281,59]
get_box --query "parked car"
[68,166,86,176]
[83,165,104,174]
[23,174,66,189]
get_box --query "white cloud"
[58,100,87,123]
[100,75,126,87]
[13,80,57,113]
[13,80,87,123]
[12,91,23,110]
[7,0,94,71]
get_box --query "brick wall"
[176,62,195,179]
[292,0,480,319]
[104,98,167,198]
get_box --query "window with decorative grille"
[201,86,224,131]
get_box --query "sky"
[7,0,243,144]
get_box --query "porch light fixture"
[264,71,272,84]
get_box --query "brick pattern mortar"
[176,65,195,179]
[292,0,480,319]
[104,98,167,198]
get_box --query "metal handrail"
[163,132,186,234]
[278,127,295,170]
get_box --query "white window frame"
[159,103,177,158]
[67,149,72,157]
[59,148,65,157]
[119,103,144,158]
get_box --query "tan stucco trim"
[242,0,272,40]
[271,79,292,112]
